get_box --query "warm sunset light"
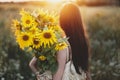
[46,0,62,3]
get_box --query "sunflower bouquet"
[12,9,68,73]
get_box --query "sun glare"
[46,0,62,3]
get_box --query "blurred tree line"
[77,0,120,6]
[0,4,120,80]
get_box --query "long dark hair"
[59,3,89,74]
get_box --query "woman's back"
[62,46,87,80]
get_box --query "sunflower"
[55,42,68,51]
[39,55,46,61]
[33,21,38,28]
[32,37,41,49]
[29,26,41,34]
[20,8,30,16]
[14,30,21,36]
[16,32,33,49]
[49,25,65,37]
[36,9,47,22]
[39,29,57,48]
[47,14,58,24]
[37,13,45,21]
[21,15,35,28]
[12,19,22,30]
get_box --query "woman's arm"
[53,48,67,80]
[29,57,41,80]
[29,57,39,74]
[86,71,92,80]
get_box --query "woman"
[29,3,91,80]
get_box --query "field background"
[0,2,120,80]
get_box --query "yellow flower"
[12,19,22,30]
[12,20,22,37]
[51,25,64,32]
[21,15,35,28]
[33,21,38,28]
[36,9,47,21]
[54,25,62,31]
[20,8,30,16]
[16,32,33,49]
[39,29,57,48]
[26,47,32,52]
[14,30,21,36]
[32,38,41,49]
[55,42,68,51]
[48,25,66,38]
[29,26,41,34]
[37,13,45,20]
[47,15,55,23]
[39,55,46,61]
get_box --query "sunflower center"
[26,20,30,24]
[34,40,39,45]
[49,18,54,22]
[16,25,20,29]
[16,25,22,30]
[31,29,36,34]
[43,32,51,39]
[23,35,29,41]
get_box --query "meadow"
[0,2,120,80]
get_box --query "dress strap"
[66,44,72,63]
[66,47,69,63]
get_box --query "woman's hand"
[36,74,41,80]
[35,71,41,80]
[86,71,91,80]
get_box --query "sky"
[0,0,45,2]
[0,0,76,3]
[0,0,73,2]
